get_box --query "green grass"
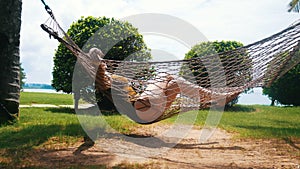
[164,104,300,138]
[0,108,82,149]
[220,105,300,138]
[1,92,300,168]
[0,107,139,168]
[0,108,138,149]
[0,92,141,168]
[17,92,300,140]
[14,92,300,140]
[0,107,82,168]
[20,92,73,105]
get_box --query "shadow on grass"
[45,107,76,114]
[0,123,85,149]
[224,105,256,112]
[44,106,118,116]
[44,104,257,117]
[0,128,114,169]
[73,105,120,116]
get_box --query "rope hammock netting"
[40,1,300,124]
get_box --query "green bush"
[52,16,151,93]
[184,40,248,106]
[263,63,300,106]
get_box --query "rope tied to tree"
[40,0,54,18]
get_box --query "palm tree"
[288,0,300,12]
[0,0,22,124]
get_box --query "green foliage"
[185,41,243,60]
[184,41,245,86]
[263,63,300,106]
[52,16,151,93]
[184,41,246,106]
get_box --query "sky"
[20,0,299,84]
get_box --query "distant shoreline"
[23,83,54,90]
[22,88,272,105]
[22,88,64,94]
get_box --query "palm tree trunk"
[0,0,22,124]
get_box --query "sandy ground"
[27,124,299,169]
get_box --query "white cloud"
[20,0,299,84]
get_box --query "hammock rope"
[40,1,300,124]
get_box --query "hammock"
[40,2,300,124]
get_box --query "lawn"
[16,92,300,139]
[20,92,73,105]
[0,106,140,168]
[220,105,300,138]
[0,92,299,168]
[164,105,300,138]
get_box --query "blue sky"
[20,0,299,84]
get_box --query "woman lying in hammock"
[89,48,241,123]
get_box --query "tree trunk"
[0,0,22,124]
[271,99,275,106]
[74,90,80,110]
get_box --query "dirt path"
[30,124,299,169]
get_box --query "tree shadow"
[74,105,119,116]
[224,104,256,112]
[206,165,270,169]
[93,132,245,151]
[45,107,76,114]
[0,123,85,149]
[73,136,95,155]
[283,137,300,150]
[44,106,118,116]
[174,143,244,150]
